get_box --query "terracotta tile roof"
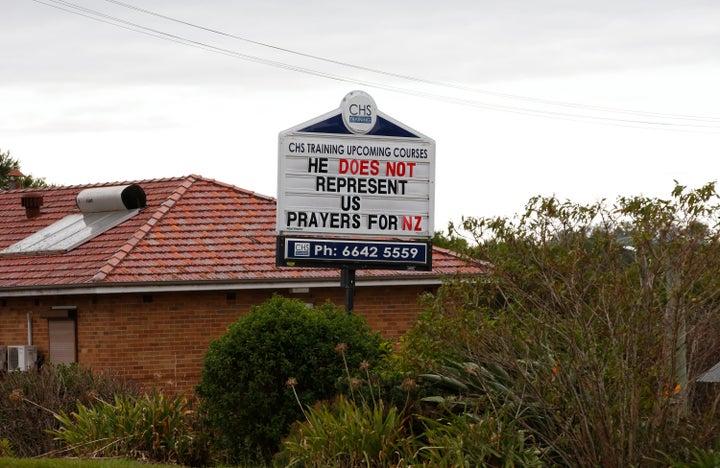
[0,175,486,292]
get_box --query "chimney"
[21,193,44,219]
[8,169,25,190]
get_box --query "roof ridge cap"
[432,245,491,268]
[91,175,198,282]
[0,176,193,194]
[191,175,276,202]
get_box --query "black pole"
[341,266,356,314]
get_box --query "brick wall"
[0,284,433,393]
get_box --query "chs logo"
[341,91,377,134]
[293,242,310,257]
[348,102,372,124]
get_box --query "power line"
[28,0,720,132]
[99,0,720,125]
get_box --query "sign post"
[341,266,356,313]
[276,91,436,312]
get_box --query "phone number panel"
[283,238,429,266]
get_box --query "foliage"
[0,148,48,189]
[50,392,209,466]
[413,359,546,467]
[432,229,470,254]
[0,439,14,458]
[396,277,498,373]
[0,364,137,457]
[404,182,720,466]
[278,395,413,467]
[658,446,720,467]
[417,410,542,467]
[0,457,182,467]
[279,339,540,467]
[278,342,423,467]
[197,295,386,464]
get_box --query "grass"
[0,458,184,468]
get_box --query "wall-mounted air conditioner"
[0,346,6,372]
[8,345,37,372]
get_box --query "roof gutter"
[0,276,444,297]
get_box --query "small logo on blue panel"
[293,242,310,257]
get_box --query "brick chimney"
[8,169,24,190]
[21,193,43,219]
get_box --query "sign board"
[277,91,435,239]
[278,237,432,270]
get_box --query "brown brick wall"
[0,284,432,393]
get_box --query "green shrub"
[197,295,386,464]
[0,439,15,458]
[277,395,413,467]
[651,445,720,467]
[277,347,543,467]
[417,411,542,467]
[395,277,496,374]
[277,345,424,467]
[50,391,209,466]
[423,185,720,465]
[0,364,137,457]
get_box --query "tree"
[0,148,48,190]
[432,229,471,254]
[197,296,386,464]
[403,182,720,466]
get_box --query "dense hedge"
[197,295,386,464]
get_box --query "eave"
[0,274,446,297]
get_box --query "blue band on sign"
[284,238,428,265]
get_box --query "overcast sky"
[3,0,720,230]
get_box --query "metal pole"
[341,266,356,314]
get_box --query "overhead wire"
[99,0,720,125]
[28,0,720,132]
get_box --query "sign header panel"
[277,92,435,240]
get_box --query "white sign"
[277,92,435,239]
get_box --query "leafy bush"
[418,412,542,467]
[278,346,541,467]
[396,277,497,373]
[277,395,412,467]
[51,392,210,466]
[404,183,720,465]
[0,364,137,457]
[277,344,422,467]
[197,295,386,464]
[0,439,15,457]
[418,361,546,467]
[658,447,720,467]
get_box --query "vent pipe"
[21,193,44,219]
[27,312,33,346]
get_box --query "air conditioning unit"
[0,346,6,372]
[8,345,37,372]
